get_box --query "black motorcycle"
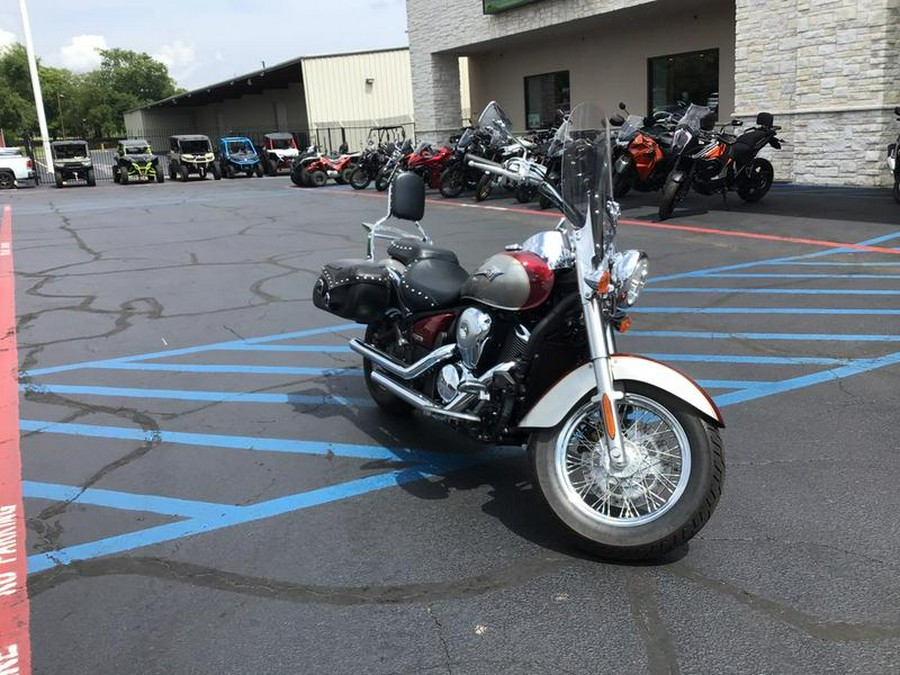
[438,126,491,198]
[659,106,782,220]
[350,142,390,190]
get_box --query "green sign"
[483,0,543,14]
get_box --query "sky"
[0,0,409,90]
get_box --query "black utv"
[51,140,96,187]
[168,134,221,181]
[112,139,164,184]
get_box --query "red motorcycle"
[405,143,453,189]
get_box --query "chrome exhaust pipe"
[369,371,480,422]
[349,339,456,380]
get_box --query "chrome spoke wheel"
[554,394,691,528]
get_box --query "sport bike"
[313,101,725,559]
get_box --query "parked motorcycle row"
[312,100,727,561]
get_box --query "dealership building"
[407,0,899,187]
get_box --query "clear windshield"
[616,114,645,143]
[561,102,614,248]
[180,140,211,154]
[456,127,475,149]
[54,143,88,159]
[228,141,254,155]
[677,104,713,132]
[477,101,513,133]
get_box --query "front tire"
[86,169,96,187]
[349,166,371,190]
[439,166,464,198]
[658,174,684,220]
[736,158,774,203]
[474,173,492,202]
[529,382,724,560]
[308,169,328,187]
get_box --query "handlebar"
[467,155,524,183]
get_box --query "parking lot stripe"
[627,330,900,342]
[27,448,522,575]
[217,344,353,353]
[22,324,359,377]
[0,203,32,674]
[633,307,900,315]
[703,273,900,280]
[86,363,361,376]
[697,380,773,389]
[648,287,900,295]
[23,481,239,520]
[644,354,847,365]
[18,419,451,464]
[714,350,900,407]
[19,383,374,407]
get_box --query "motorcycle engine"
[456,307,492,370]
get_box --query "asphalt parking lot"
[5,176,900,674]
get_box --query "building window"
[524,70,569,130]
[648,49,719,115]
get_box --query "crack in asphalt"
[425,605,453,675]
[625,568,680,675]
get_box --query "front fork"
[572,227,628,468]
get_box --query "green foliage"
[0,44,180,140]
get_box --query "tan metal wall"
[301,49,414,130]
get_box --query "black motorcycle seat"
[388,237,459,266]
[399,258,469,312]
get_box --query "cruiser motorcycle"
[313,101,725,559]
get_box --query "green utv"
[168,134,221,181]
[51,140,96,188]
[112,139,164,184]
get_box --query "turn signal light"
[597,271,610,294]
[617,317,632,333]
[601,394,616,440]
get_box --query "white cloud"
[0,28,16,51]
[153,40,197,83]
[60,34,107,71]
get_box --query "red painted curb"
[0,204,32,675]
[324,188,900,256]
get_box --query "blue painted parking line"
[27,447,521,574]
[82,362,361,376]
[23,323,360,377]
[24,481,239,519]
[634,307,900,315]
[648,287,900,295]
[627,330,900,342]
[18,419,448,464]
[19,226,900,575]
[20,383,374,408]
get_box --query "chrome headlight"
[612,250,649,307]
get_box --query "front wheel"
[86,169,96,187]
[515,183,537,203]
[474,173,492,202]
[374,171,390,192]
[612,163,633,199]
[308,169,328,187]
[529,382,724,560]
[736,158,774,203]
[211,164,222,180]
[439,166,464,198]
[255,163,264,178]
[658,174,685,220]
[349,166,371,190]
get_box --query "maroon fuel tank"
[460,251,554,311]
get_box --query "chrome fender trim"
[518,355,724,429]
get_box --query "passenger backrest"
[390,172,425,221]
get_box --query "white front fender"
[518,355,724,429]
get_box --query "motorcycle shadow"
[292,387,689,564]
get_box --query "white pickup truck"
[0,147,37,189]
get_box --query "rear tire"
[86,169,96,187]
[120,170,129,185]
[179,165,189,182]
[156,171,164,184]
[439,166,464,198]
[349,166,371,190]
[736,158,774,203]
[363,325,413,415]
[211,164,222,180]
[112,168,120,184]
[223,164,234,179]
[529,382,725,561]
[255,163,264,177]
[0,171,13,189]
[266,159,278,176]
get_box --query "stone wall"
[734,0,900,186]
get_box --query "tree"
[0,44,38,138]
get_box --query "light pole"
[56,92,66,138]
[18,0,52,179]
